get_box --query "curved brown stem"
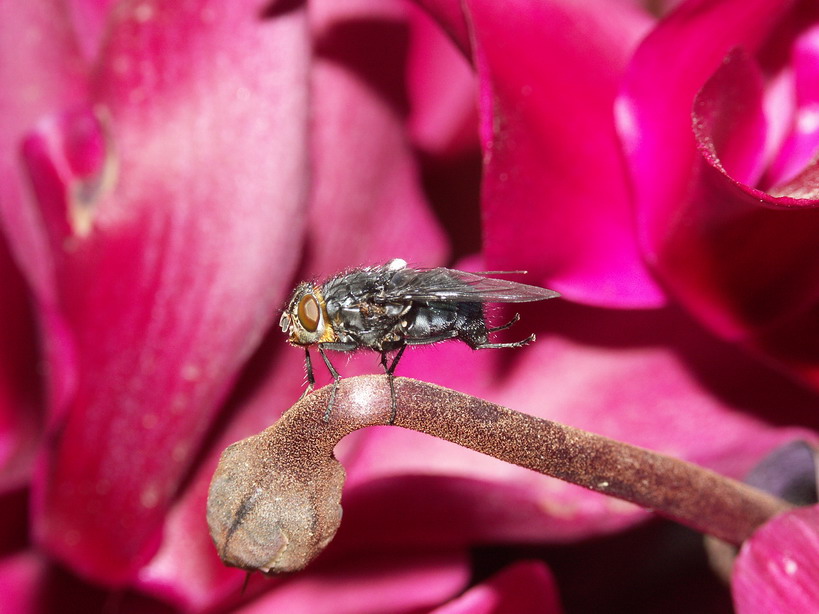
[207,376,792,574]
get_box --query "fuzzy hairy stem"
[207,375,791,573]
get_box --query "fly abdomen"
[403,301,486,347]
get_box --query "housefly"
[279,258,559,422]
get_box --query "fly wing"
[384,267,560,303]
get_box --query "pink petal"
[11,0,311,584]
[694,50,769,188]
[303,0,448,274]
[763,24,819,188]
[733,505,819,613]
[406,5,479,157]
[0,0,88,351]
[421,0,663,307]
[236,551,469,614]
[0,553,46,614]
[136,354,307,609]
[139,2,447,603]
[617,0,793,256]
[431,561,563,614]
[0,549,175,612]
[0,237,41,491]
[331,301,818,548]
[0,17,81,584]
[0,551,109,612]
[413,0,471,53]
[64,0,118,62]
[620,2,819,387]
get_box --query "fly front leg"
[318,345,341,421]
[380,345,407,425]
[299,348,316,401]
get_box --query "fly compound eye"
[297,294,321,332]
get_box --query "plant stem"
[207,375,792,574]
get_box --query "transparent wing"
[382,267,560,303]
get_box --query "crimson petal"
[733,505,819,613]
[0,238,41,491]
[237,551,469,614]
[8,0,311,583]
[418,0,663,307]
[431,561,563,614]
[302,0,447,274]
[618,0,819,387]
[763,24,819,188]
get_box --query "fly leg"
[299,348,316,401]
[318,346,341,421]
[486,313,520,333]
[473,333,536,349]
[379,345,406,425]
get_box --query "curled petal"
[618,0,794,252]
[618,0,819,386]
[694,49,768,187]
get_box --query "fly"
[279,258,560,422]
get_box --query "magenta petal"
[407,6,479,157]
[458,0,662,307]
[0,553,45,614]
[413,0,472,54]
[733,505,819,613]
[618,0,819,384]
[136,354,308,609]
[680,41,819,340]
[618,0,794,256]
[139,0,449,601]
[304,0,447,274]
[0,238,41,490]
[64,0,118,62]
[0,1,86,305]
[0,2,84,491]
[764,25,819,188]
[20,1,310,583]
[432,561,563,614]
[237,552,469,614]
[694,49,769,187]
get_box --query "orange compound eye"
[297,294,321,332]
